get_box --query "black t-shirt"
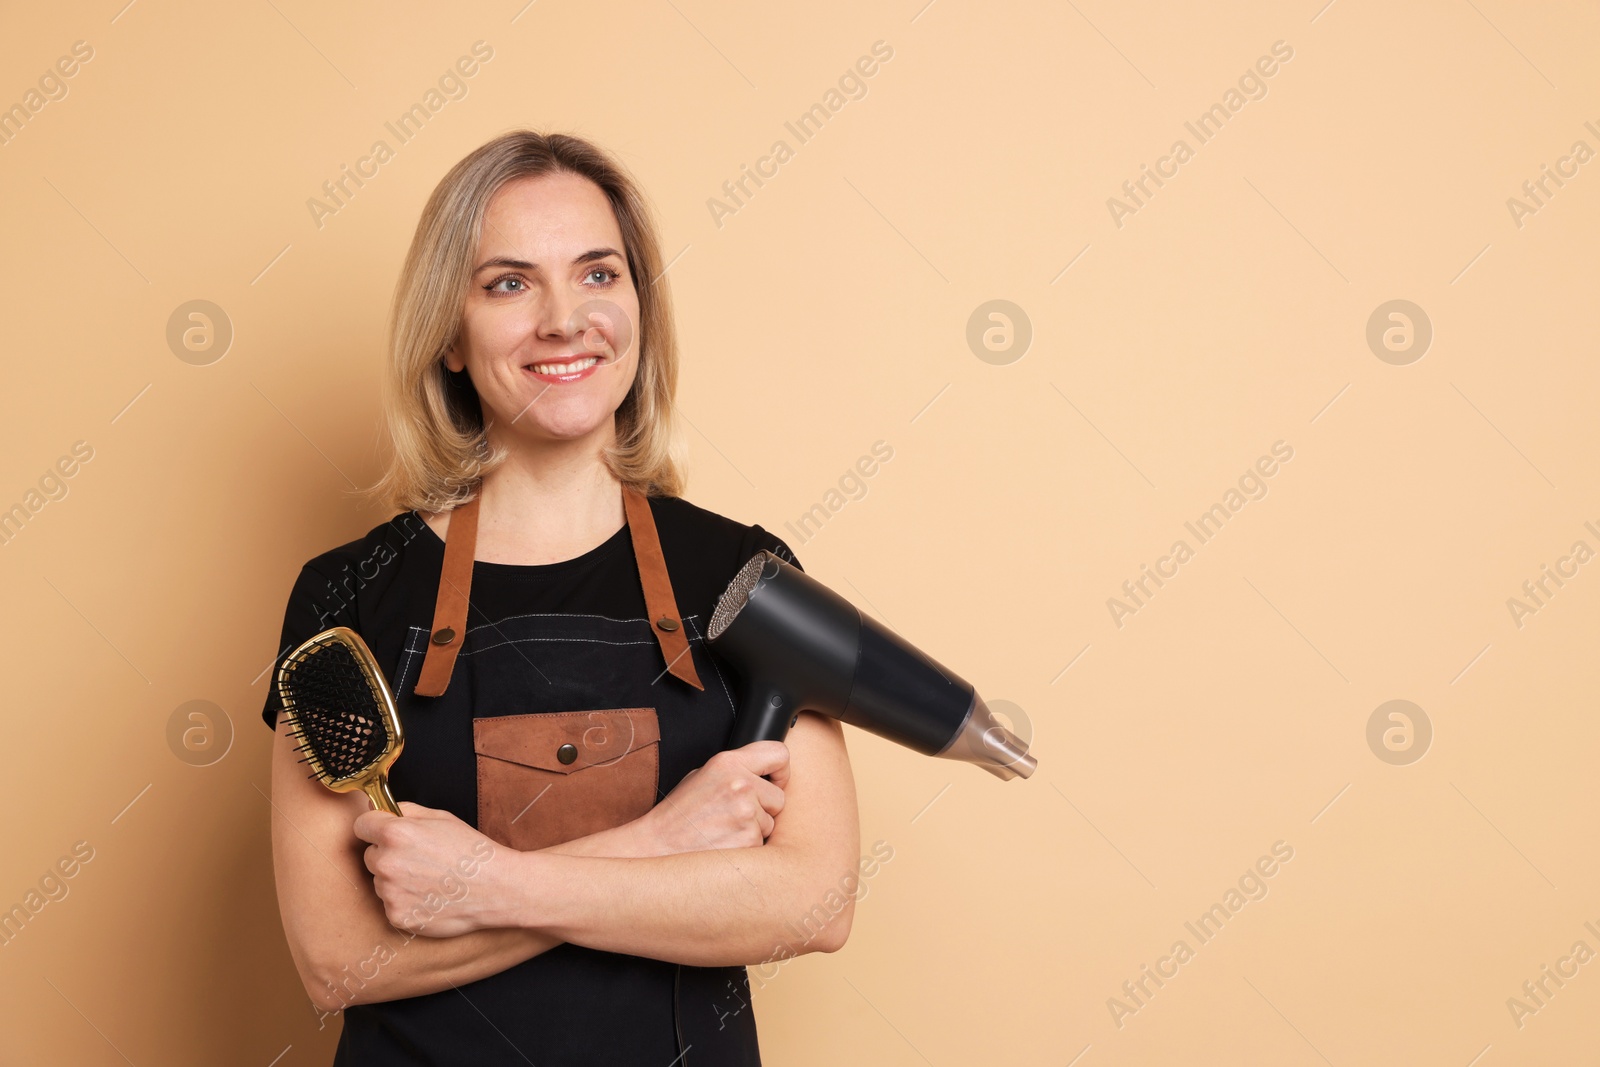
[260,492,801,1066]
[261,495,801,732]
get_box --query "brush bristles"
[279,638,391,784]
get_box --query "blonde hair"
[364,130,689,514]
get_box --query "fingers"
[648,744,793,854]
[352,808,397,843]
[398,800,455,819]
[373,801,455,830]
[763,749,791,792]
[356,801,442,840]
[730,740,791,786]
[753,776,786,819]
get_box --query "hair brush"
[275,626,405,815]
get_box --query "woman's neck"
[461,433,627,566]
[473,447,624,566]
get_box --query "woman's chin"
[496,408,614,446]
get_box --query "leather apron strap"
[412,491,481,697]
[620,485,705,693]
[413,486,704,697]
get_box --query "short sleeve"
[746,525,803,574]
[260,564,356,731]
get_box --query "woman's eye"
[485,275,525,293]
[586,267,620,286]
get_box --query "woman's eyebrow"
[472,248,624,275]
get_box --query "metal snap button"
[655,616,678,632]
[431,627,456,645]
[556,743,578,765]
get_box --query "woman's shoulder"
[290,510,437,587]
[262,512,432,732]
[650,493,804,576]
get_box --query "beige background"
[1,1,1596,1063]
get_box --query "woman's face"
[445,171,642,451]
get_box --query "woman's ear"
[442,345,465,373]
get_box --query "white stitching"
[681,614,738,715]
[461,635,662,657]
[400,615,720,695]
[458,614,709,657]
[465,609,659,635]
[393,625,427,693]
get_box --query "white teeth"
[529,356,600,375]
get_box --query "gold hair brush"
[275,626,405,815]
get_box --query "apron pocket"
[474,708,661,852]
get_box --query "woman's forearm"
[335,831,838,1012]
[477,715,861,969]
[314,924,560,1013]
[317,819,654,1010]
[489,841,853,967]
[338,716,858,988]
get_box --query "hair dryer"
[707,551,1036,781]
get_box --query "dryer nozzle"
[707,551,1035,781]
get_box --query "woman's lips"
[524,355,603,383]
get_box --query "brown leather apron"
[414,485,704,697]
[378,484,762,1067]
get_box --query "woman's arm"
[269,709,766,1011]
[269,712,554,1012]
[359,711,862,969]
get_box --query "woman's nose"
[531,292,582,344]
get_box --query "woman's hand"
[633,741,790,856]
[351,741,790,936]
[352,802,511,938]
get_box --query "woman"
[262,130,860,1066]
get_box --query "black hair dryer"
[707,552,1036,781]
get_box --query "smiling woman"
[445,178,642,421]
[369,134,687,518]
[263,130,859,1067]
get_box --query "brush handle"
[361,776,402,815]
